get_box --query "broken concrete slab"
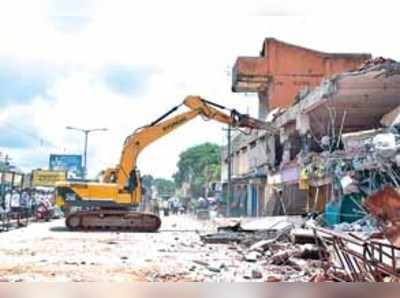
[269,249,300,265]
[381,105,400,127]
[290,228,317,245]
[275,60,400,138]
[249,239,276,252]
[239,216,303,231]
[265,275,283,282]
[207,261,225,273]
[298,244,322,260]
[200,232,248,244]
[244,251,261,262]
[203,216,303,247]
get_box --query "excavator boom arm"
[57,96,269,232]
[116,96,268,199]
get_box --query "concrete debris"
[244,251,260,262]
[251,269,263,279]
[269,249,296,265]
[313,226,400,282]
[265,275,283,282]
[221,42,400,282]
[249,239,275,252]
[333,216,379,238]
[194,216,354,282]
[196,193,400,283]
[201,216,301,247]
[207,261,225,273]
[290,228,316,244]
[358,57,397,72]
[381,105,400,127]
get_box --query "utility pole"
[227,124,232,217]
[66,126,108,179]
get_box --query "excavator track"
[65,210,161,232]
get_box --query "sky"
[0,0,399,179]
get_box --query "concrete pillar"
[296,113,311,154]
[279,128,288,144]
[247,183,252,217]
[266,135,276,169]
[296,114,311,135]
[258,90,269,120]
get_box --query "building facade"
[222,38,372,217]
[232,38,370,119]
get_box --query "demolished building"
[232,38,370,118]
[222,38,400,224]
[271,58,400,225]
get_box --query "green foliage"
[141,174,154,189]
[173,142,221,198]
[153,178,175,196]
[0,162,7,172]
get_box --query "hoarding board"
[49,154,83,178]
[31,170,66,187]
[0,171,24,187]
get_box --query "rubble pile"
[242,59,400,281]
[199,202,400,283]
[198,217,326,282]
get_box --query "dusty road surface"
[0,215,248,281]
[0,215,316,282]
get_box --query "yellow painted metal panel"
[32,170,66,187]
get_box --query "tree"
[173,143,221,198]
[141,174,154,189]
[153,178,175,197]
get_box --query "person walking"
[10,188,20,213]
[162,199,169,216]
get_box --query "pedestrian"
[10,188,21,213]
[21,188,30,218]
[162,199,169,216]
[152,199,160,216]
[31,190,39,217]
[4,189,12,212]
[198,197,208,209]
[169,197,177,215]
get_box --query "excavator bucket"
[236,113,272,131]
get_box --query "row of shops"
[0,155,68,221]
[221,38,400,226]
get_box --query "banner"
[31,170,66,187]
[49,154,83,178]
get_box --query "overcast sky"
[0,0,399,179]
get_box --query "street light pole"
[66,126,108,179]
[222,126,233,217]
[227,124,232,217]
[83,130,89,178]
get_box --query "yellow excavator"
[55,96,268,232]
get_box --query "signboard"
[49,154,83,178]
[0,171,24,187]
[31,170,66,187]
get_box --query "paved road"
[0,215,247,281]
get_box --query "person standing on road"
[169,197,176,215]
[10,188,21,213]
[21,189,29,206]
[25,189,33,217]
[30,190,39,217]
[162,199,169,216]
[4,189,11,212]
[151,199,160,216]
